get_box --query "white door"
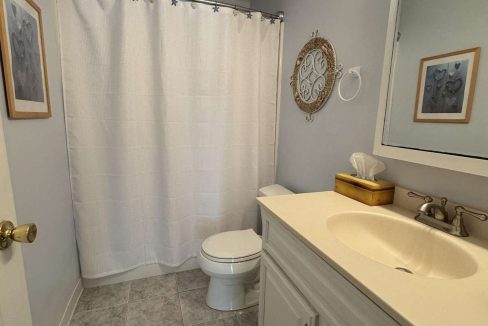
[0,117,33,325]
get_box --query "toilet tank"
[258,184,294,197]
[257,184,293,235]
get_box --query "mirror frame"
[373,0,488,177]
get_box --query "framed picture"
[414,47,480,123]
[0,0,50,118]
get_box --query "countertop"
[257,191,488,326]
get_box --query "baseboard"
[82,258,200,288]
[59,278,83,326]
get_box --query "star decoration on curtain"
[171,0,178,6]
[212,5,220,12]
[270,18,276,24]
[246,12,252,19]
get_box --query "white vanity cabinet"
[258,210,401,326]
[260,254,317,326]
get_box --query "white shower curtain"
[58,0,281,278]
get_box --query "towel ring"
[338,66,362,102]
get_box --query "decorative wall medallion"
[291,33,340,120]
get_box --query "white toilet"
[198,184,294,311]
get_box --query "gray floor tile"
[176,269,210,292]
[235,309,258,326]
[179,288,234,325]
[194,317,238,326]
[127,294,183,326]
[70,304,127,326]
[73,274,259,326]
[130,273,178,301]
[76,282,130,313]
[236,305,258,314]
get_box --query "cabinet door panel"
[259,253,317,326]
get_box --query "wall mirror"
[291,33,338,120]
[374,0,488,177]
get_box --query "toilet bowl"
[198,184,293,311]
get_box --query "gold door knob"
[0,220,37,250]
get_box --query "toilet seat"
[201,250,261,263]
[201,229,262,263]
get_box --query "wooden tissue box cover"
[334,173,395,206]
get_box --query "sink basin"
[326,212,478,279]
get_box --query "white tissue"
[349,152,386,181]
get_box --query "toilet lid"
[202,229,262,261]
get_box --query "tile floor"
[70,269,258,326]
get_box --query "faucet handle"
[408,191,433,203]
[440,197,448,207]
[455,206,488,221]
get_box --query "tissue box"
[335,173,395,206]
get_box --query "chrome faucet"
[408,192,488,237]
[408,192,448,222]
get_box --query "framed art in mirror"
[0,0,51,119]
[414,48,480,123]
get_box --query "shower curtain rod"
[173,0,284,21]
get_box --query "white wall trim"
[82,258,199,288]
[59,279,83,326]
[373,0,488,178]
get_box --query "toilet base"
[206,277,259,311]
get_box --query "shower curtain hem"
[81,255,198,279]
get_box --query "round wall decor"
[291,35,339,118]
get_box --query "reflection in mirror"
[382,0,488,159]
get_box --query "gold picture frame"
[0,0,51,119]
[414,48,480,123]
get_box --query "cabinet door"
[259,253,317,326]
